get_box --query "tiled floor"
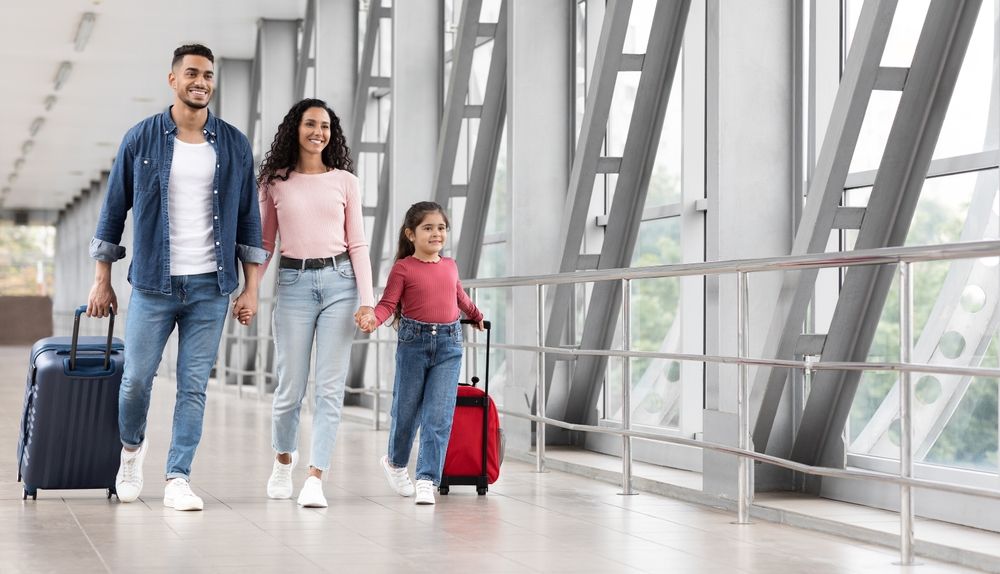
[0,346,984,573]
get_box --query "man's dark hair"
[172,44,214,68]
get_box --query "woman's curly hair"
[257,98,354,192]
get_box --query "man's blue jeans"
[388,317,463,485]
[271,262,358,471]
[119,273,229,481]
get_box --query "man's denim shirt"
[90,108,269,295]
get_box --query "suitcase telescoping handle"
[459,319,491,393]
[71,305,115,371]
[460,319,491,482]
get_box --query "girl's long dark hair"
[392,201,450,324]
[257,98,354,193]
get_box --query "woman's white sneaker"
[297,476,328,508]
[267,451,298,499]
[163,478,204,511]
[414,480,436,505]
[380,455,414,497]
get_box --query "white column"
[390,0,442,224]
[316,0,358,138]
[703,0,795,498]
[506,1,572,452]
[217,58,253,137]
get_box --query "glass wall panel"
[847,169,999,454]
[934,1,997,159]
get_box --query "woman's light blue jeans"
[271,261,358,471]
[387,317,463,485]
[119,272,230,481]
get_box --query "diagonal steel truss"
[347,0,393,392]
[542,0,691,425]
[432,0,508,279]
[746,0,984,469]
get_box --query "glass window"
[847,170,1000,457]
[0,225,54,296]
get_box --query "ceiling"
[0,0,307,214]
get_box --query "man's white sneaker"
[297,476,328,508]
[267,451,298,499]
[380,455,414,497]
[414,479,435,505]
[163,478,204,511]
[115,440,148,503]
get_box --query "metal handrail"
[207,239,1000,564]
[458,239,1000,287]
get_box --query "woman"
[253,98,374,507]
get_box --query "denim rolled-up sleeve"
[90,134,135,262]
[235,145,268,264]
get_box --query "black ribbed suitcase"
[17,306,124,500]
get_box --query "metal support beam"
[548,0,691,424]
[431,0,508,279]
[453,8,507,278]
[228,18,299,387]
[347,1,393,393]
[790,0,983,468]
[315,0,359,134]
[750,0,898,451]
[541,0,635,418]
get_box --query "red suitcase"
[440,320,503,495]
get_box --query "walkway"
[0,346,978,573]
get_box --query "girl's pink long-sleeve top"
[373,256,484,325]
[258,169,375,308]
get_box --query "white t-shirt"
[167,139,218,275]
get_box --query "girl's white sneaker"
[380,455,415,497]
[414,479,435,505]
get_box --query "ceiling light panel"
[53,61,72,91]
[74,13,96,52]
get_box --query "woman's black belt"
[279,253,350,270]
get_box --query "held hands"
[232,289,258,326]
[354,306,377,333]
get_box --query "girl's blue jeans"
[388,316,463,485]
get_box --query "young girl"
[255,98,375,508]
[359,201,484,505]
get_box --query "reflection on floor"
[0,346,981,573]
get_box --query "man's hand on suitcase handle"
[86,262,118,318]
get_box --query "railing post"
[256,299,266,400]
[236,317,244,400]
[536,283,546,473]
[897,261,916,565]
[736,270,753,524]
[620,278,636,495]
[217,324,227,391]
[470,287,479,377]
[373,326,382,431]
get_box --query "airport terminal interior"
[2,0,1000,572]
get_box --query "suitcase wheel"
[107,488,113,500]
[438,485,449,495]
[23,488,37,501]
[477,487,487,496]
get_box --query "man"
[87,44,266,511]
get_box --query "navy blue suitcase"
[17,305,125,500]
